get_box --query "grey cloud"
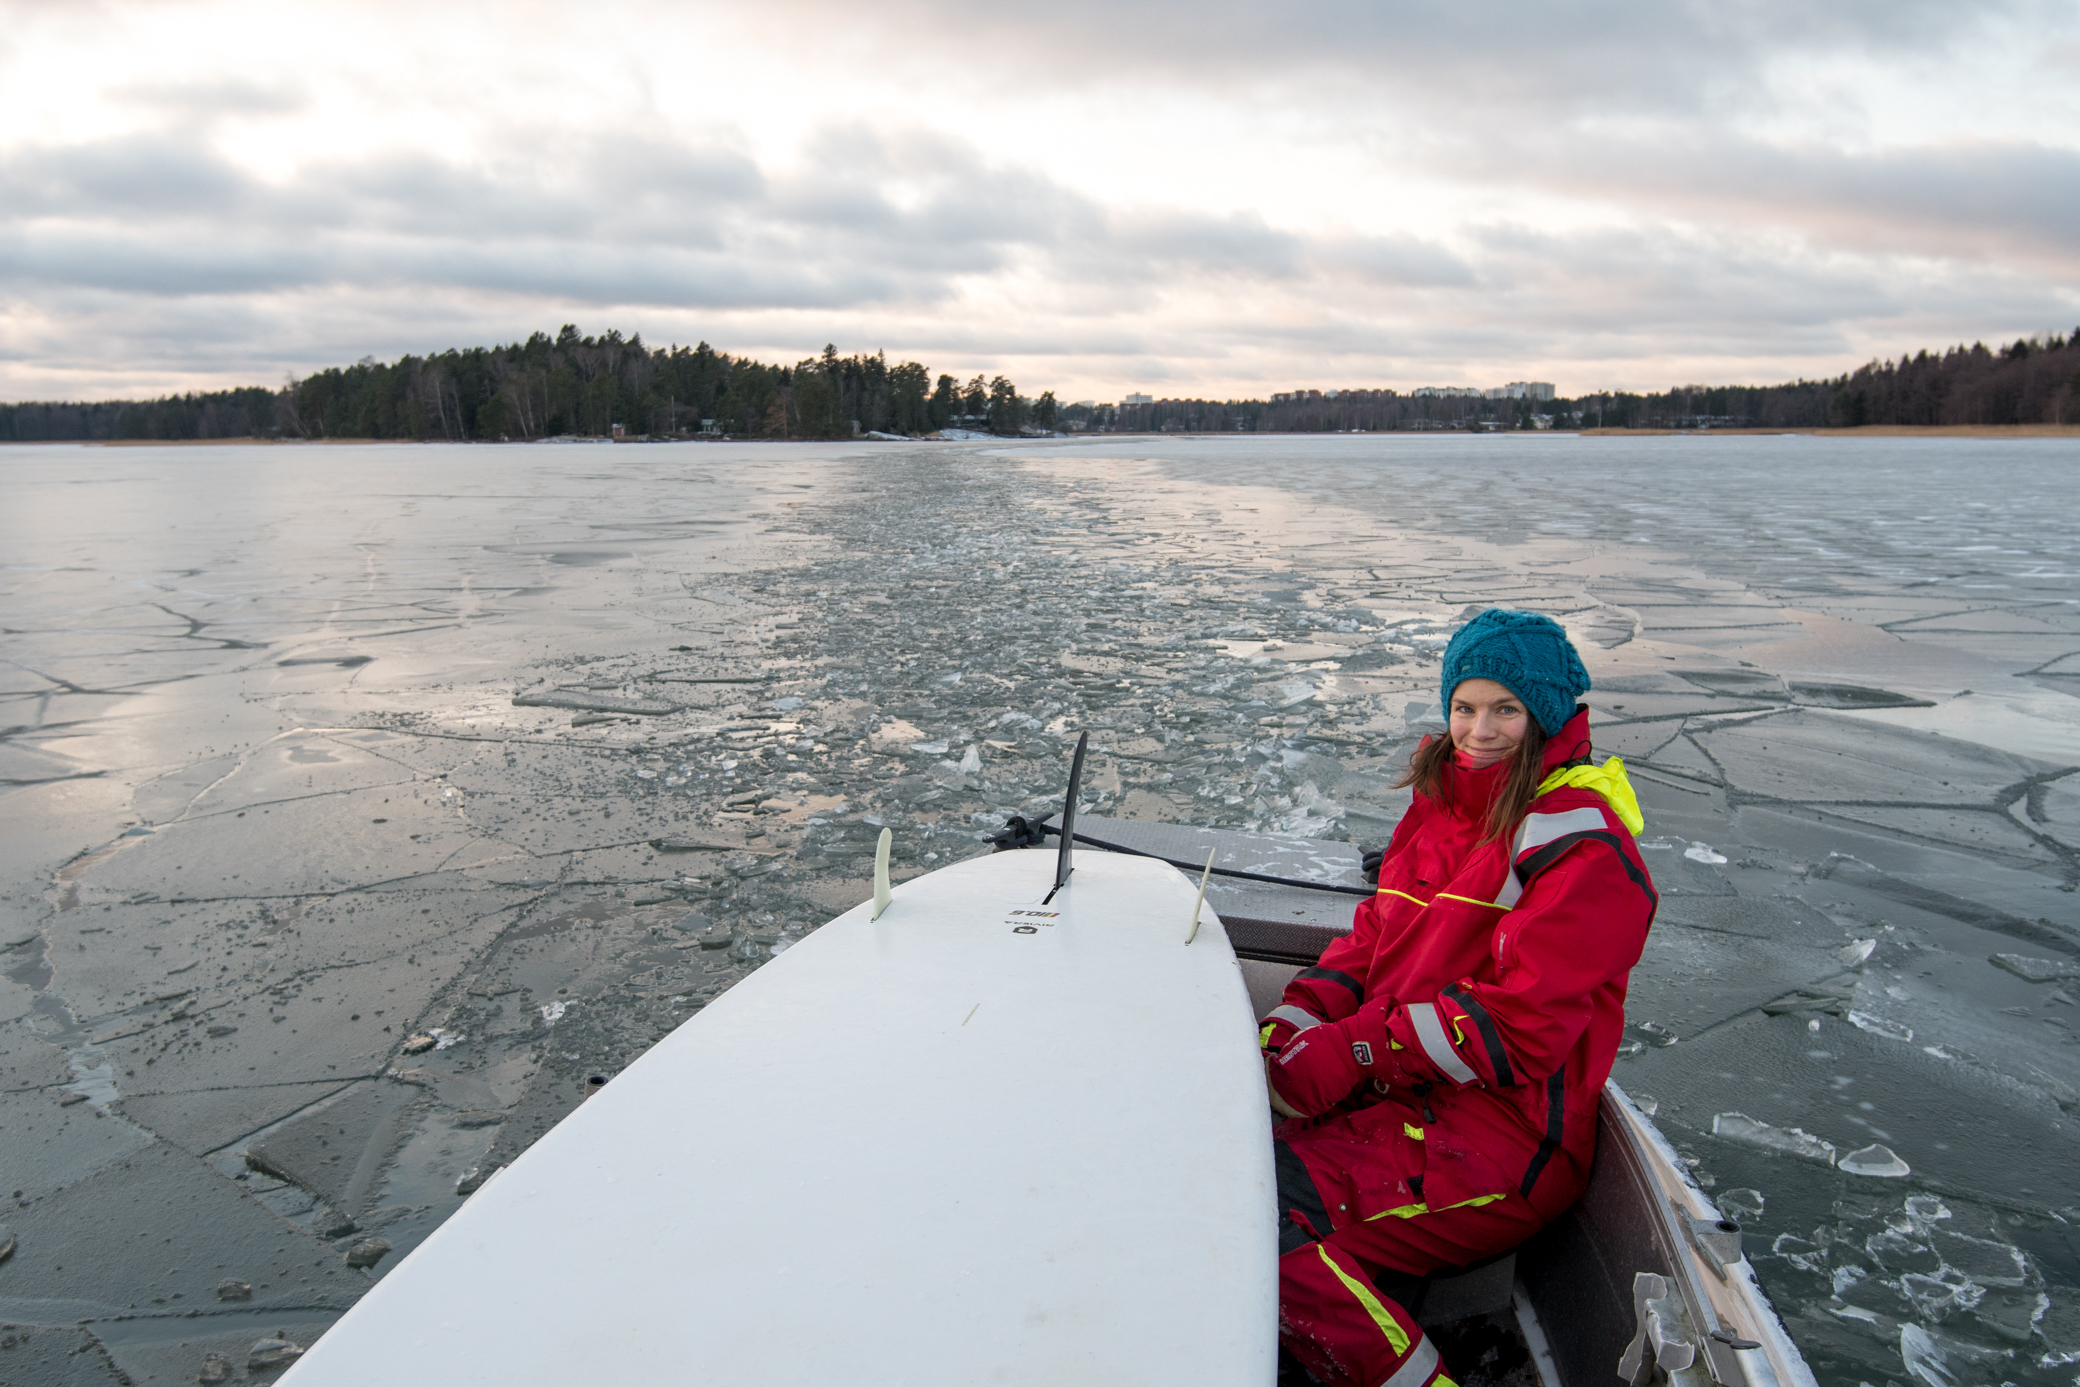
[1111,210,1304,278]
[766,127,1101,269]
[767,0,2045,122]
[0,134,256,217]
[1451,133,2080,274]
[1316,233,1478,289]
[118,76,306,116]
[3,110,2072,401]
[0,224,329,295]
[7,123,1473,314]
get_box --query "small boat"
[281,741,1815,1387]
[1049,808,1817,1387]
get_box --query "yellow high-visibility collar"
[1535,756,1645,836]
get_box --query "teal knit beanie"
[1439,609,1590,737]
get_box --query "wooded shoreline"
[12,422,2079,446]
[5,325,2076,443]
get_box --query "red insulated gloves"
[1267,1000,1397,1118]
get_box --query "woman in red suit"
[1262,608,1657,1387]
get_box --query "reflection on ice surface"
[2,434,2078,1386]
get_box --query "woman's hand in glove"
[1265,1023,1366,1117]
[1264,1000,1398,1118]
[1265,1055,1309,1119]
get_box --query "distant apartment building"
[1121,392,1153,406]
[1483,382,1558,400]
[1270,388,1400,403]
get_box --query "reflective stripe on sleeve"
[1404,1002,1480,1085]
[1266,1004,1324,1034]
[1314,1244,1413,1357]
[1382,1336,1442,1387]
[1496,806,1610,909]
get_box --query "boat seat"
[1371,1250,1518,1328]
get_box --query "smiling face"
[1448,677,1530,769]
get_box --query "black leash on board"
[991,813,1377,898]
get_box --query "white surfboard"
[282,848,1279,1386]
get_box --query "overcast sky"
[3,0,2077,402]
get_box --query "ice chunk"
[1683,841,1729,864]
[1637,1021,1677,1046]
[1716,1187,1764,1222]
[1898,1325,1955,1387]
[1988,952,2080,983]
[1839,1143,1911,1177]
[539,1001,568,1024]
[1837,938,1877,967]
[345,1236,391,1268]
[512,688,676,715]
[1847,1010,1913,1042]
[908,740,949,755]
[959,745,981,774]
[248,1337,305,1371]
[1711,1112,1838,1164]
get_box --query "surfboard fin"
[1186,848,1215,945]
[871,827,893,921]
[1044,731,1089,905]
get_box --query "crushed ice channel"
[1,435,2077,1387]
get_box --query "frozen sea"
[2,433,2076,1386]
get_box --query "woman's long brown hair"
[1394,716,1549,842]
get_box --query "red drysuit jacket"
[1262,708,1657,1218]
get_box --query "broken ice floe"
[345,1236,391,1268]
[1683,841,1729,864]
[1847,1010,1913,1042]
[1988,953,2080,983]
[1839,1144,1911,1178]
[456,1164,499,1195]
[1716,1188,1764,1222]
[247,1337,304,1370]
[1899,1324,1953,1387]
[1762,983,1854,1018]
[538,1001,568,1024]
[1837,938,1878,967]
[1711,1112,1838,1165]
[512,687,677,715]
